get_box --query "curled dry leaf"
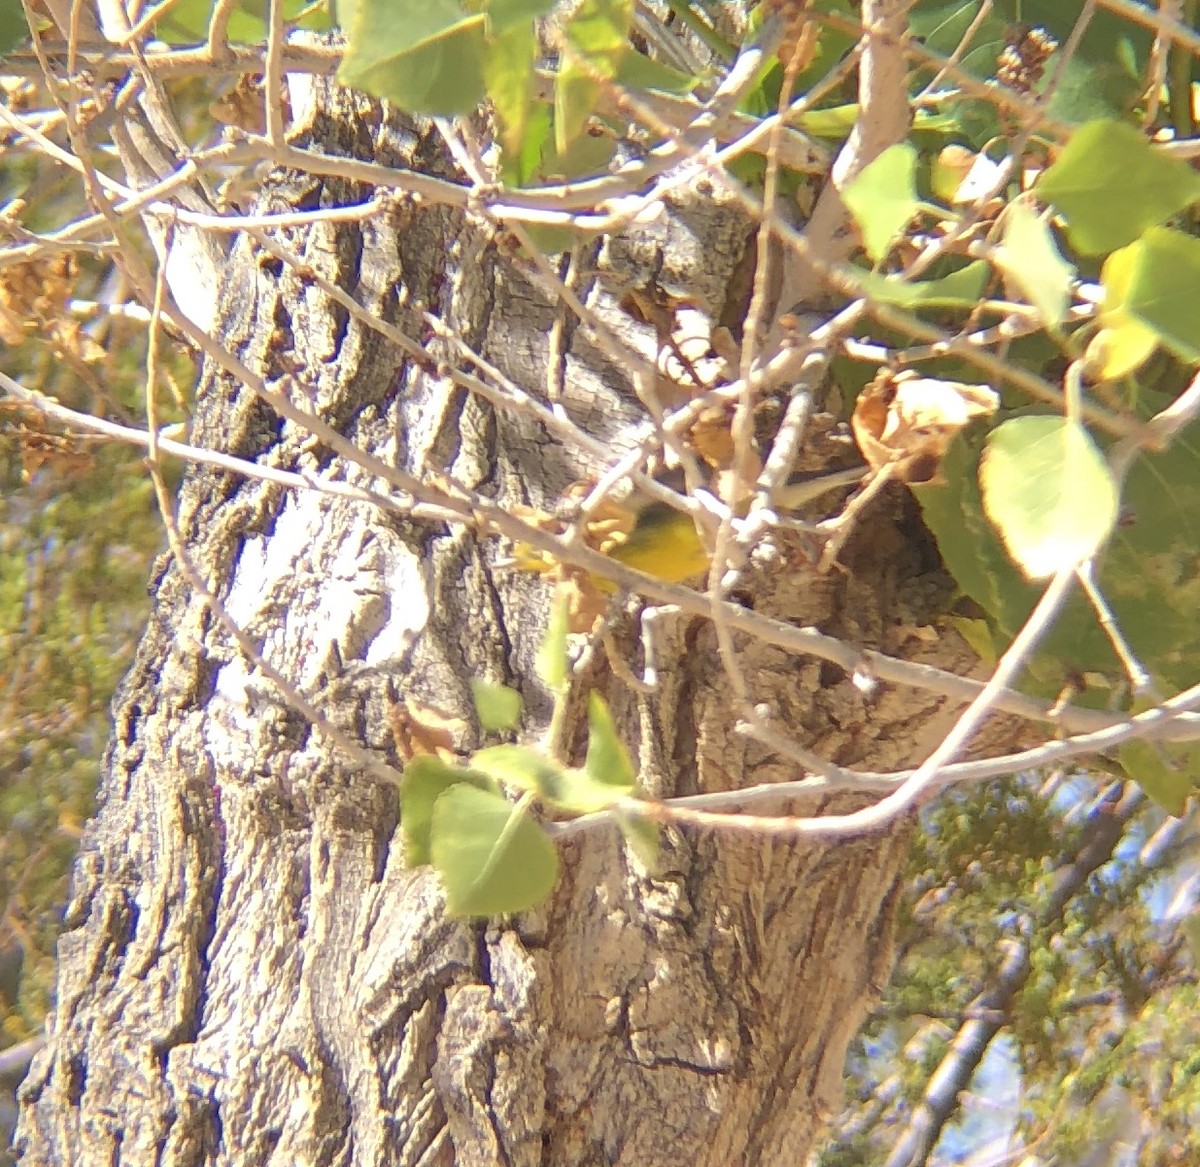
[851,370,999,484]
[388,698,470,763]
[627,287,731,405]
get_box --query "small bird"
[601,465,865,587]
[602,499,713,585]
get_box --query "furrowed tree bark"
[16,73,985,1167]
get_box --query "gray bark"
[17,77,983,1167]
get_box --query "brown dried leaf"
[55,319,106,363]
[561,572,609,634]
[388,698,470,763]
[852,370,999,483]
[17,433,92,482]
[690,405,737,470]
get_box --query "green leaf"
[615,807,661,873]
[487,0,555,34]
[979,416,1119,581]
[554,0,631,153]
[910,2,1150,131]
[1111,227,1200,365]
[1036,120,1200,256]
[481,0,558,182]
[158,0,330,43]
[919,417,1200,699]
[0,0,27,54]
[400,755,495,866]
[993,201,1074,327]
[1089,241,1160,380]
[472,743,564,797]
[916,432,1041,648]
[1092,426,1200,690]
[554,62,599,156]
[534,122,617,185]
[485,21,540,178]
[614,46,698,96]
[584,692,637,788]
[502,101,553,188]
[858,261,988,308]
[795,103,860,139]
[536,586,570,693]
[546,767,631,813]
[340,0,487,116]
[1119,739,1196,817]
[843,143,920,262]
[469,679,522,733]
[564,0,630,58]
[947,615,998,667]
[430,784,559,916]
[792,104,960,140]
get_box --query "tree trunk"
[16,73,980,1167]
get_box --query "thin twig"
[264,0,286,146]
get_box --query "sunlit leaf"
[979,416,1119,580]
[472,743,564,797]
[340,0,487,115]
[554,0,631,152]
[430,784,559,916]
[1036,120,1200,256]
[547,768,631,813]
[158,0,330,43]
[485,21,540,176]
[1111,227,1200,365]
[920,415,1200,698]
[487,0,555,33]
[993,201,1074,327]
[400,755,495,866]
[584,692,636,789]
[843,143,920,262]
[1088,241,1159,380]
[858,261,988,308]
[536,586,570,693]
[469,679,522,733]
[1085,324,1158,382]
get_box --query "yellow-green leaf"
[1119,738,1196,816]
[979,416,1119,580]
[843,143,919,263]
[993,201,1074,327]
[469,679,522,733]
[584,692,636,789]
[340,0,487,115]
[472,744,563,797]
[430,784,559,916]
[536,586,570,693]
[1036,119,1200,256]
[400,756,495,866]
